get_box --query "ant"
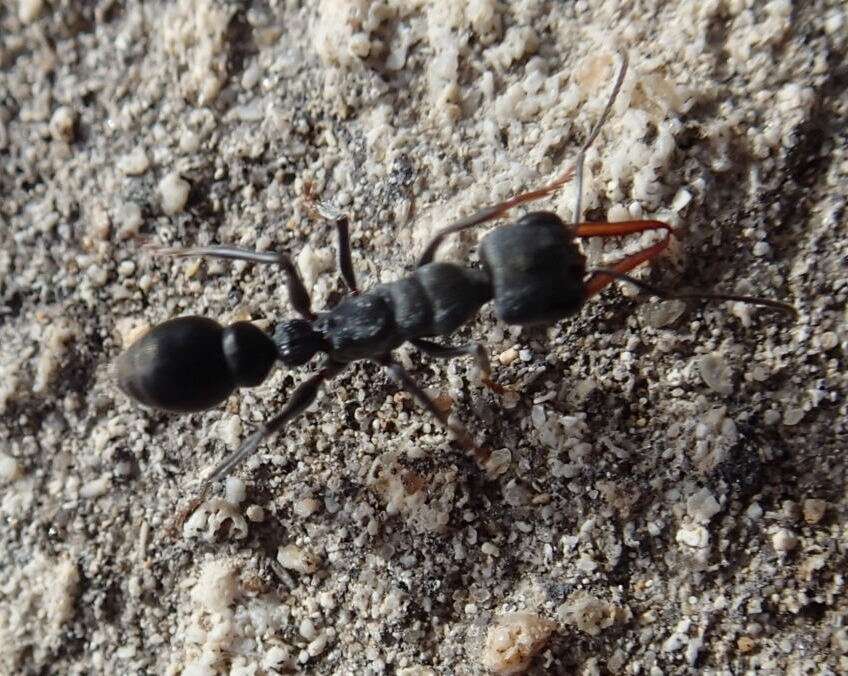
[116,53,795,496]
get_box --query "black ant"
[116,53,795,495]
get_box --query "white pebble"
[277,544,319,574]
[676,522,709,548]
[79,474,111,499]
[481,542,500,556]
[299,618,317,640]
[115,201,143,239]
[246,504,265,522]
[225,477,246,505]
[159,172,190,215]
[18,0,44,23]
[118,261,136,278]
[307,633,328,657]
[49,106,76,142]
[771,527,798,553]
[819,331,838,351]
[118,148,150,176]
[753,241,771,257]
[686,488,721,523]
[0,453,22,482]
[293,497,321,518]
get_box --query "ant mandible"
[116,53,794,494]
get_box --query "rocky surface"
[1,1,846,674]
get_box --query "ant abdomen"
[116,316,278,413]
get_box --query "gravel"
[1,1,846,674]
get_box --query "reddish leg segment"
[417,166,576,267]
[580,221,675,299]
[574,219,676,240]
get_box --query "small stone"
[118,148,150,176]
[481,612,556,675]
[481,542,500,556]
[737,636,756,653]
[115,201,143,239]
[225,477,246,505]
[246,504,265,522]
[771,527,798,553]
[783,406,804,426]
[698,352,733,395]
[277,544,319,574]
[159,172,190,215]
[79,475,111,499]
[819,331,838,351]
[0,453,22,483]
[307,633,328,657]
[498,347,518,365]
[802,499,826,525]
[49,106,76,143]
[299,618,316,640]
[676,523,709,548]
[686,488,721,523]
[18,0,44,24]
[293,497,321,518]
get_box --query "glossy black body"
[117,211,582,413]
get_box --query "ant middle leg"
[410,338,506,394]
[157,245,315,320]
[583,237,671,299]
[380,356,490,463]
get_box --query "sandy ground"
[1,1,846,674]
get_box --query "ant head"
[274,319,328,367]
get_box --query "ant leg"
[380,356,489,462]
[199,360,344,491]
[583,238,671,298]
[307,201,358,293]
[410,338,505,394]
[417,166,576,267]
[158,245,315,320]
[587,268,798,315]
[574,219,676,240]
[418,52,629,266]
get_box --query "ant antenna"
[573,52,629,225]
[586,267,798,317]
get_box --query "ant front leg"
[305,199,358,294]
[578,221,796,315]
[410,338,506,394]
[157,245,315,320]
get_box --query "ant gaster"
[116,54,794,492]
